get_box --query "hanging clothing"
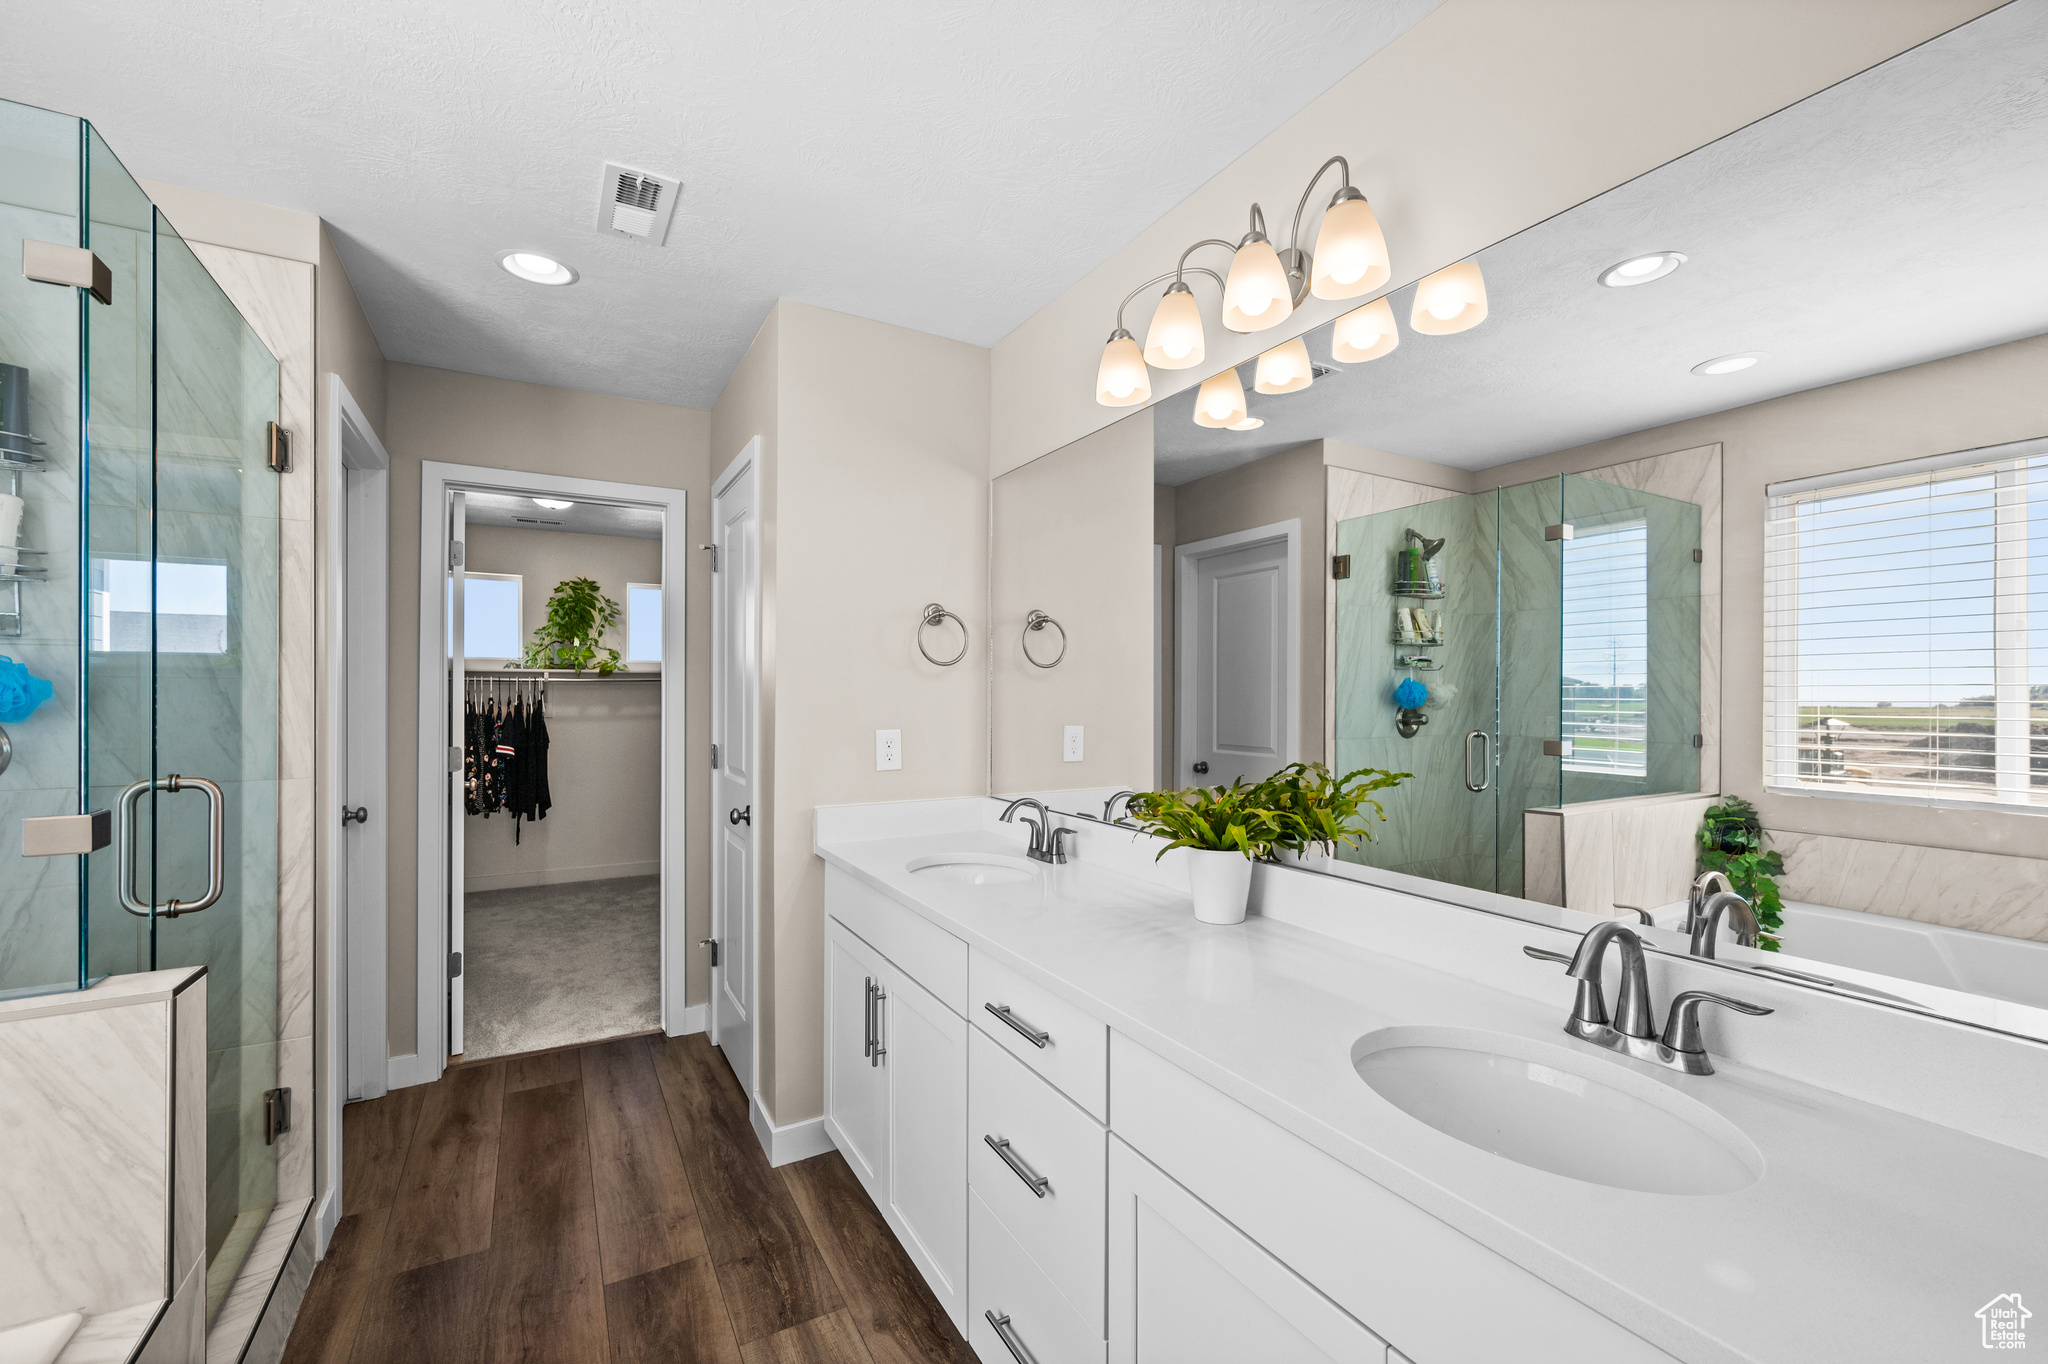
[464,684,551,840]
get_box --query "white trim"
[1766,433,2048,497]
[315,1187,339,1260]
[1153,542,1165,789]
[1172,519,1303,784]
[414,461,691,1077]
[751,1095,835,1167]
[385,1051,438,1091]
[669,1002,708,1037]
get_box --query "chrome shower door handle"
[116,774,225,919]
[1464,730,1492,793]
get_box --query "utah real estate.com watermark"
[1979,1294,2030,1350]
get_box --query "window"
[457,572,522,661]
[1765,439,2045,810]
[1560,515,1649,777]
[627,583,662,664]
[90,556,229,654]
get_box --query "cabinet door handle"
[984,1002,1049,1049]
[871,984,887,1067]
[984,1312,1040,1364]
[983,1135,1051,1197]
[863,977,876,1060]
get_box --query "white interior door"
[447,490,467,1057]
[1178,525,1297,788]
[710,454,759,1095]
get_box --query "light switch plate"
[875,729,902,771]
[1063,725,1084,763]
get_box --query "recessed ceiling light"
[500,251,578,286]
[1598,251,1687,287]
[532,497,574,510]
[1229,417,1265,431]
[1691,352,1766,376]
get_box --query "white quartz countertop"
[816,825,2047,1364]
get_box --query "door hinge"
[24,240,112,305]
[1693,733,1705,749]
[710,743,719,770]
[1543,738,1575,757]
[1330,554,1351,580]
[1544,524,1574,542]
[22,808,112,856]
[448,745,463,772]
[263,1087,292,1145]
[450,540,465,569]
[266,421,292,473]
[700,938,720,966]
[1692,548,1704,564]
[449,950,463,979]
[700,543,719,572]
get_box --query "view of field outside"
[1562,518,1649,776]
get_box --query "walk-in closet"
[455,493,665,1060]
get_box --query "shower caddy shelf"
[0,439,45,637]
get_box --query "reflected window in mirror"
[1561,514,1649,779]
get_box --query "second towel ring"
[1022,610,1066,669]
[917,602,970,666]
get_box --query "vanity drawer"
[970,947,1109,1120]
[970,1187,1106,1364]
[970,1027,1108,1331]
[826,865,966,1015]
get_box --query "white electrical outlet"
[1063,725,1084,763]
[876,728,902,771]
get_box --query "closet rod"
[462,669,661,682]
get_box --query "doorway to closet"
[415,463,690,1076]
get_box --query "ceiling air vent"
[598,163,682,245]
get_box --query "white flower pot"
[1185,848,1254,925]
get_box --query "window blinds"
[1561,517,1649,777]
[1764,444,2044,809]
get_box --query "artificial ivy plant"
[1696,795,1786,951]
[519,576,625,674]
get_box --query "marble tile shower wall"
[1769,830,2048,943]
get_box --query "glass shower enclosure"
[1334,474,1702,897]
[0,98,282,1323]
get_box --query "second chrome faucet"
[1525,921,1771,1076]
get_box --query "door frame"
[707,441,761,1101]
[1173,520,1302,784]
[414,460,690,1080]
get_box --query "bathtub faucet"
[1691,890,1760,959]
[1686,870,1736,937]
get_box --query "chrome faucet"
[1686,869,1735,936]
[1525,923,1772,1075]
[999,796,1065,864]
[1102,789,1137,824]
[1690,890,1760,958]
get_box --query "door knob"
[342,806,369,826]
[1192,761,1209,775]
[729,805,751,826]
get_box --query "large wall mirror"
[990,3,2048,1042]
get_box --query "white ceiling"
[0,1,1442,409]
[1153,0,2048,484]
[464,491,662,539]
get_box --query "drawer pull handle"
[984,1311,1040,1364]
[985,1002,1050,1048]
[984,1135,1052,1198]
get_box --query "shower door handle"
[118,774,226,918]
[1464,731,1492,793]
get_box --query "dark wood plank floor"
[290,1033,975,1364]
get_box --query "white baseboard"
[750,1093,836,1167]
[462,860,661,893]
[666,1003,707,1036]
[386,1051,439,1090]
[315,1188,339,1259]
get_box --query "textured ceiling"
[0,1,1441,409]
[465,491,662,539]
[1154,0,2048,482]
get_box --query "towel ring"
[1022,610,1066,669]
[917,602,970,666]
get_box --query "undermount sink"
[905,853,1040,886]
[1352,1026,1763,1196]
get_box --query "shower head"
[1406,529,1446,560]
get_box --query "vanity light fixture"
[1691,352,1766,376]
[1254,338,1315,395]
[1331,296,1400,363]
[499,251,578,286]
[1143,284,1208,370]
[1191,367,1249,429]
[1096,331,1151,407]
[532,498,573,510]
[1409,261,1488,335]
[1598,251,1687,288]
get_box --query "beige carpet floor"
[461,874,660,1060]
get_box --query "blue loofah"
[0,655,53,723]
[1392,677,1428,710]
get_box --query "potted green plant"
[1696,795,1786,951]
[1257,761,1410,859]
[1127,780,1306,924]
[518,576,626,674]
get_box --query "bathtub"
[1654,898,2048,1015]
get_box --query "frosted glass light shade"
[1143,287,1207,370]
[1409,261,1488,335]
[1222,238,1294,332]
[1096,333,1151,407]
[1254,338,1314,395]
[1331,297,1399,363]
[1309,197,1390,300]
[1191,368,1248,428]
